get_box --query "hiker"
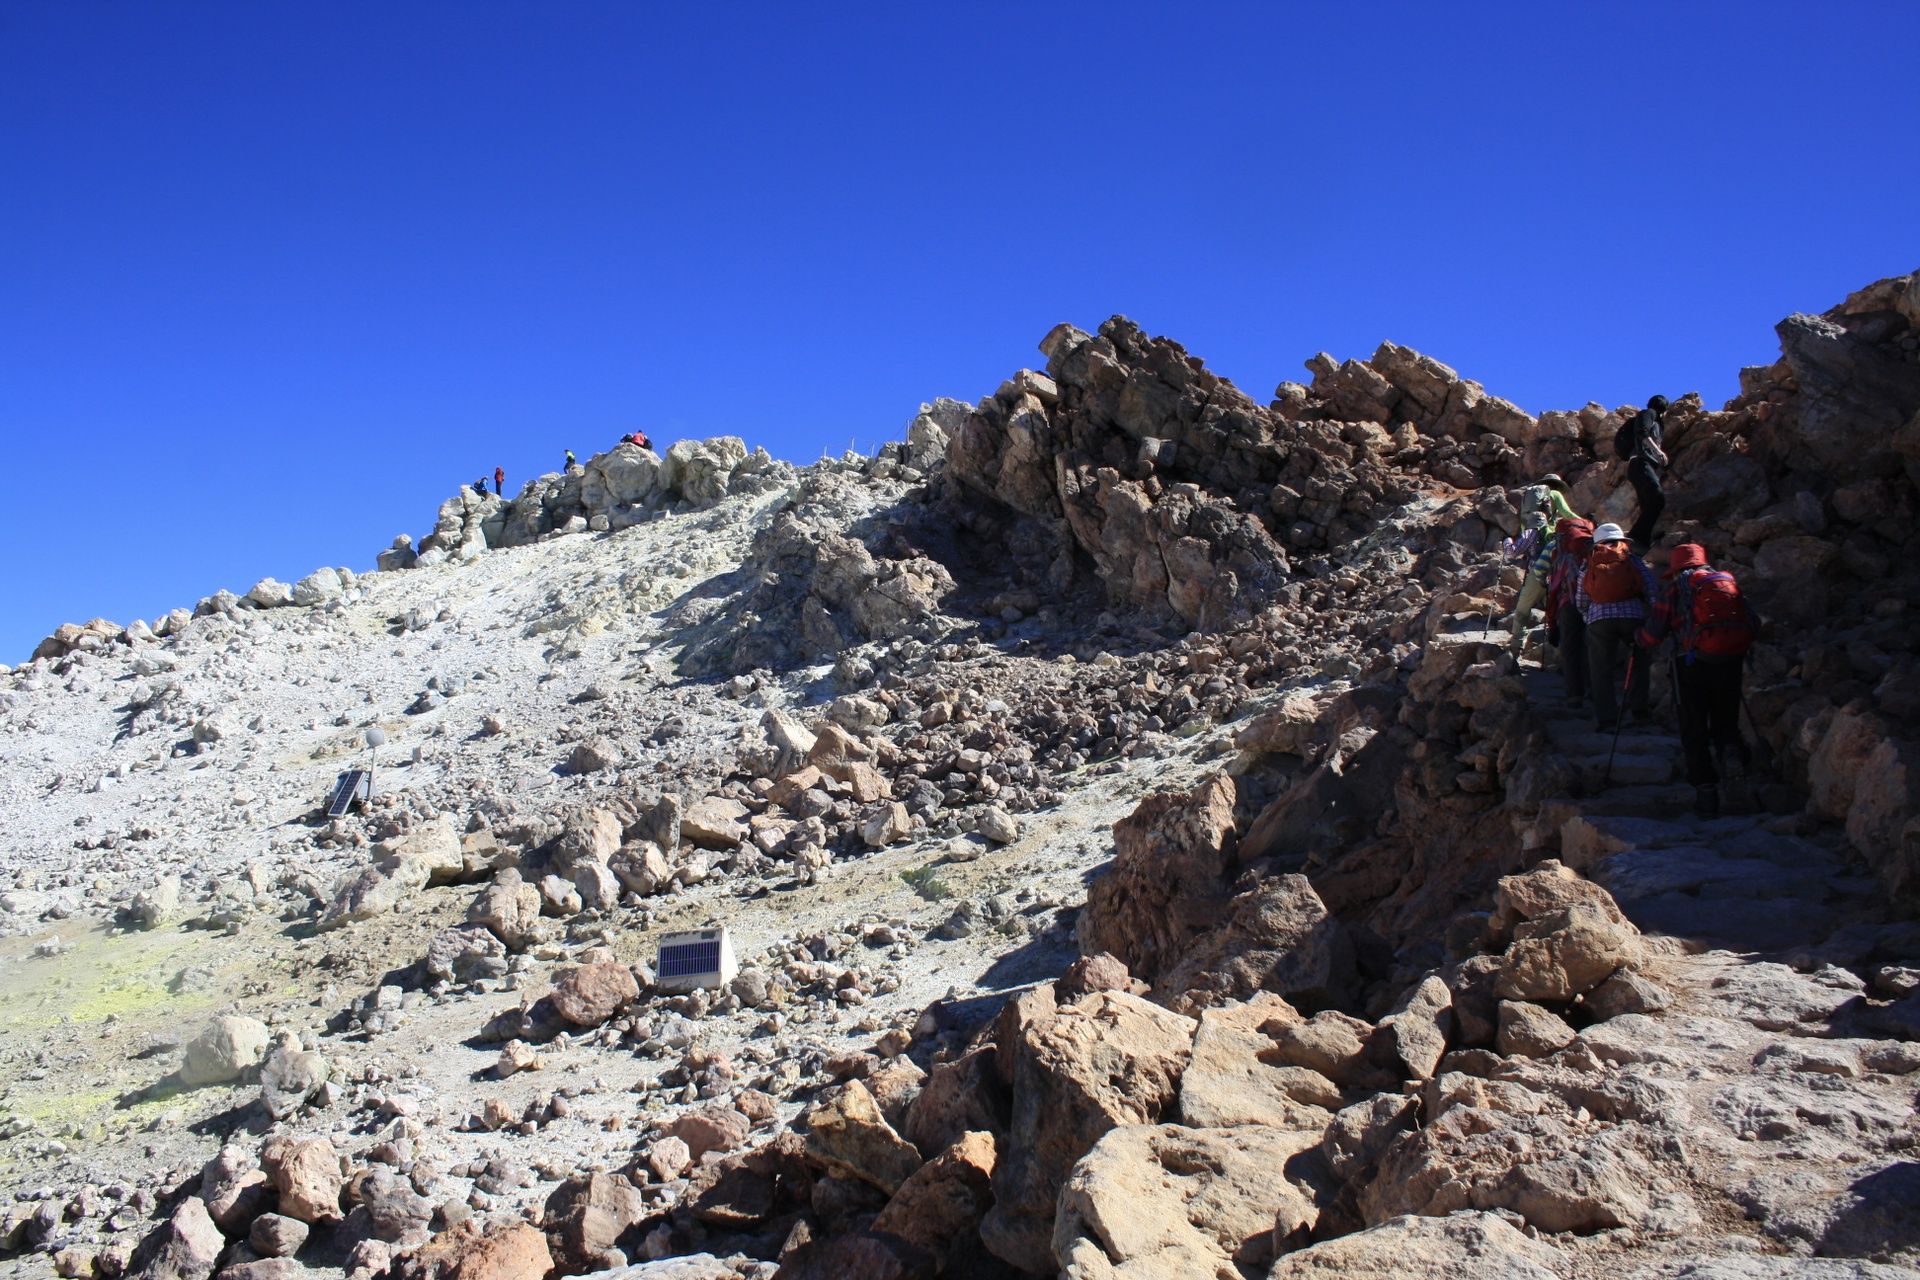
[565,449,577,470]
[493,466,504,496]
[1575,522,1655,732]
[471,478,489,498]
[1615,397,1670,551]
[1545,516,1595,708]
[1536,473,1579,525]
[1638,542,1757,817]
[624,430,652,450]
[1509,475,1583,659]
[1506,512,1553,659]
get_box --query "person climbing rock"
[471,477,489,498]
[623,430,652,450]
[1545,516,1595,709]
[1575,522,1655,732]
[1638,542,1757,818]
[1507,512,1555,660]
[1616,397,1670,551]
[565,449,577,470]
[1536,473,1579,525]
[493,466,504,496]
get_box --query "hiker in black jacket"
[1618,396,1669,551]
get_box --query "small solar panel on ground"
[659,939,720,979]
[326,769,369,818]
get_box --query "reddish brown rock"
[549,961,639,1027]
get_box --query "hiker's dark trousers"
[1675,655,1749,786]
[1587,617,1649,728]
[1627,458,1665,548]
[1555,604,1588,701]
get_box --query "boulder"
[1266,1210,1563,1279]
[867,1130,997,1271]
[247,1214,308,1259]
[1496,903,1642,1002]
[259,1035,329,1119]
[542,1172,648,1274]
[1078,777,1239,985]
[178,1015,271,1087]
[290,568,345,607]
[245,578,293,609]
[661,436,748,507]
[1378,974,1454,1081]
[860,802,913,848]
[1178,994,1338,1128]
[569,736,623,774]
[805,1079,924,1194]
[981,991,1196,1274]
[424,925,510,985]
[978,806,1020,844]
[550,961,640,1027]
[386,1220,552,1280]
[124,1198,224,1280]
[261,1136,345,1224]
[682,796,748,849]
[1053,1123,1325,1278]
[1497,1001,1577,1058]
[661,1106,752,1160]
[467,869,544,950]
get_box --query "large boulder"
[124,1198,224,1280]
[541,1172,648,1274]
[1266,1210,1563,1279]
[261,1136,345,1224]
[866,1130,997,1273]
[467,868,544,950]
[1079,777,1239,986]
[1052,1123,1326,1278]
[1496,903,1642,1002]
[1177,994,1339,1129]
[804,1079,924,1194]
[549,961,640,1027]
[177,1015,270,1087]
[981,991,1196,1274]
[661,436,748,507]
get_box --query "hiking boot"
[1693,784,1720,819]
[1717,744,1753,810]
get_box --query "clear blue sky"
[3,3,1917,662]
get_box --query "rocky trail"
[4,272,1920,1279]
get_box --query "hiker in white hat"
[1574,523,1657,731]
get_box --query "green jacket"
[1539,488,1578,525]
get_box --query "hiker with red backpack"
[1575,523,1656,732]
[1637,543,1757,818]
[1544,515,1595,708]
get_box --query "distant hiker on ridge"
[471,478,489,498]
[1637,542,1758,818]
[623,430,652,450]
[565,449,577,470]
[1575,522,1655,733]
[494,465,504,496]
[1615,397,1670,551]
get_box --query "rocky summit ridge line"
[3,270,1920,1280]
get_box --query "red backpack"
[1585,541,1640,604]
[1677,569,1754,659]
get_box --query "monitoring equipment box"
[655,927,737,993]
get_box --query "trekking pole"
[1601,650,1637,786]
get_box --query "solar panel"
[326,769,370,818]
[658,939,721,979]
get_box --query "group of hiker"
[470,465,506,499]
[470,434,657,498]
[1507,397,1756,818]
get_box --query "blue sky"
[3,3,1917,662]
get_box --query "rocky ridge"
[3,270,1919,1280]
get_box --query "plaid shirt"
[1575,551,1657,624]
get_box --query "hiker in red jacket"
[1638,543,1757,818]
[493,465,504,496]
[1544,516,1595,709]
[1574,523,1656,733]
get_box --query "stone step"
[1546,722,1677,755]
[1573,752,1676,789]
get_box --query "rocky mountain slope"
[3,270,1919,1280]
